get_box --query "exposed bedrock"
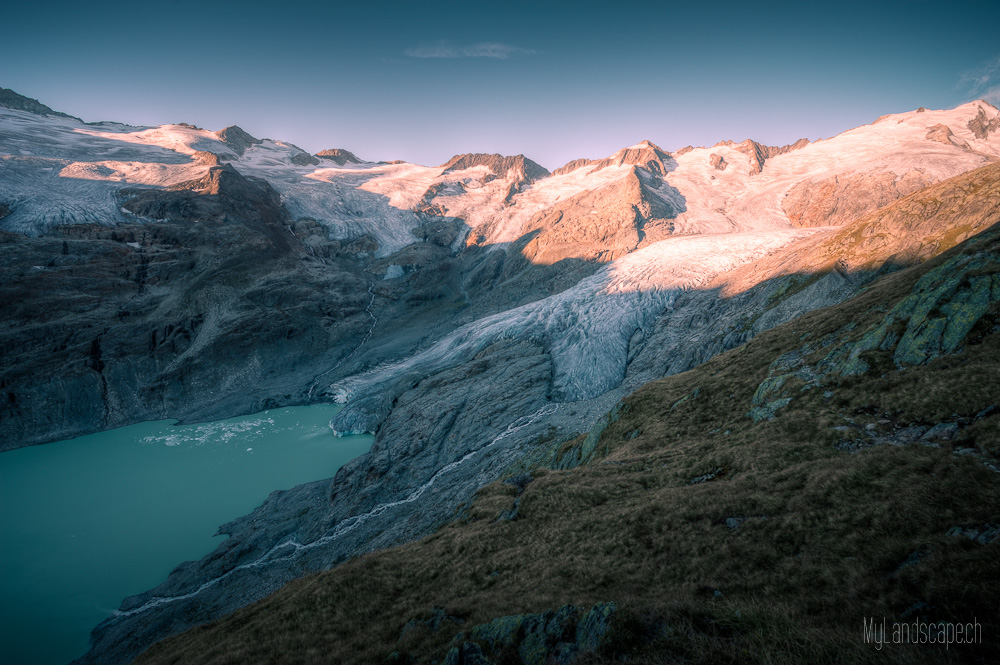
[0,168,378,450]
[589,140,674,175]
[441,153,550,187]
[315,148,362,164]
[968,104,1000,140]
[551,157,594,176]
[213,125,262,156]
[550,140,675,178]
[782,169,934,228]
[518,168,686,265]
[713,137,810,175]
[0,86,79,120]
[926,123,971,148]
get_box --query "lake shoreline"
[0,404,373,665]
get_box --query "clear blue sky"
[4,0,999,169]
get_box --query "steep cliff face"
[0,176,374,449]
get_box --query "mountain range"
[1,88,999,664]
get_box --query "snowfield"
[3,100,998,243]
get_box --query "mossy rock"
[459,603,616,664]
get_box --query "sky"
[3,0,1000,170]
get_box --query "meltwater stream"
[0,405,373,665]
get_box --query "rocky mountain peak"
[214,125,262,156]
[551,157,595,176]
[553,141,674,177]
[0,87,78,120]
[440,153,550,185]
[715,137,810,175]
[315,148,362,165]
[593,140,672,175]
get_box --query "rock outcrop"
[441,152,550,185]
[715,137,809,175]
[290,151,320,166]
[517,167,684,264]
[926,123,970,148]
[782,169,934,228]
[438,603,617,665]
[550,157,595,176]
[588,140,673,175]
[0,168,378,450]
[0,87,78,120]
[121,164,288,229]
[968,104,1000,139]
[214,125,262,156]
[835,251,1000,375]
[315,148,362,164]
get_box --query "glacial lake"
[0,405,373,665]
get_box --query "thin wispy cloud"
[959,54,1000,106]
[404,41,537,60]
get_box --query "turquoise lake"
[0,405,373,665]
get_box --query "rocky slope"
[2,91,999,663]
[136,216,1000,665]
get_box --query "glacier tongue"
[329,228,821,423]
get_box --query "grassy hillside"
[137,221,1000,664]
